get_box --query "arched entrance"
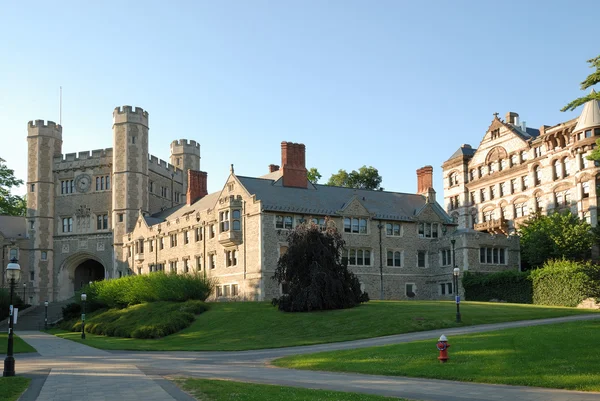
[74,259,105,291]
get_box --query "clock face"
[75,174,92,193]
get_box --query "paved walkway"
[12,314,600,401]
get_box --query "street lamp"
[453,267,462,323]
[81,293,87,339]
[22,283,26,304]
[3,258,21,377]
[44,301,49,330]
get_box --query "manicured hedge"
[530,259,600,307]
[84,272,214,309]
[63,300,208,339]
[462,270,533,304]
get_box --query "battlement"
[53,148,113,164]
[170,139,201,157]
[112,105,149,127]
[27,120,62,136]
[148,154,183,178]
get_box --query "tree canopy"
[561,55,600,112]
[307,167,322,184]
[326,165,382,190]
[272,220,369,312]
[518,211,594,269]
[0,158,26,217]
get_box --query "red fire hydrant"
[437,334,450,363]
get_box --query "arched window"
[449,172,458,186]
[582,181,590,198]
[534,165,542,186]
[563,157,570,177]
[553,159,561,180]
[483,209,495,222]
[535,194,543,211]
[514,202,528,218]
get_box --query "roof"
[237,175,453,223]
[509,124,540,140]
[574,90,600,132]
[448,144,477,161]
[0,216,26,239]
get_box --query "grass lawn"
[0,334,36,354]
[274,320,600,391]
[50,300,599,351]
[173,378,409,401]
[0,377,31,401]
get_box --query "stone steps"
[1,299,74,331]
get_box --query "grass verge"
[273,320,600,391]
[60,300,208,339]
[0,334,36,354]
[173,378,408,401]
[0,377,31,401]
[50,300,598,351]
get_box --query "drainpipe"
[202,224,206,279]
[243,200,247,280]
[170,173,175,208]
[377,220,384,300]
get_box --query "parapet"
[148,154,184,178]
[27,120,62,137]
[112,105,149,127]
[53,148,113,169]
[170,139,201,157]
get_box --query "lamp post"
[22,283,26,304]
[3,257,21,377]
[44,301,48,330]
[81,293,87,339]
[453,267,461,323]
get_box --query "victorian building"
[442,94,600,238]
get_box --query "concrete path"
[12,314,600,401]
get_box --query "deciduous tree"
[519,211,594,269]
[0,158,26,216]
[327,166,382,190]
[272,220,369,312]
[307,167,322,184]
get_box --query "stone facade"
[442,98,600,249]
[20,105,518,305]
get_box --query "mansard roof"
[236,175,453,223]
[574,90,600,132]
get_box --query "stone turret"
[27,120,62,302]
[170,139,201,196]
[112,106,149,276]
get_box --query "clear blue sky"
[1,1,597,197]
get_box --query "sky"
[0,0,597,199]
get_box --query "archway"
[74,259,105,291]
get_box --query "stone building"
[0,216,31,302]
[17,105,518,304]
[442,95,600,239]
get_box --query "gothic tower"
[112,106,149,275]
[170,139,200,196]
[27,120,62,302]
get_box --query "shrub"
[272,220,369,312]
[530,259,600,307]
[81,272,214,309]
[63,300,209,339]
[462,271,532,304]
[61,302,81,321]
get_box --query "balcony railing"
[474,218,508,234]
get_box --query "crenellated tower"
[27,120,62,302]
[170,139,200,195]
[112,106,149,273]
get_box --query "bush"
[62,300,209,339]
[530,259,600,307]
[462,271,532,304]
[81,272,214,309]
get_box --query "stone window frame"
[95,175,110,191]
[440,249,452,267]
[96,213,109,231]
[385,222,402,237]
[225,250,237,267]
[342,247,372,267]
[60,180,74,195]
[448,171,459,187]
[41,251,47,261]
[275,214,294,230]
[405,282,416,298]
[170,233,178,247]
[219,211,230,232]
[417,222,439,239]
[169,259,178,273]
[61,217,74,233]
[440,282,453,295]
[479,247,507,265]
[195,255,203,271]
[183,258,190,273]
[417,250,428,268]
[343,217,368,235]
[385,248,402,267]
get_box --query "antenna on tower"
[59,86,62,126]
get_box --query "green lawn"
[0,334,36,354]
[274,320,600,391]
[0,377,30,401]
[173,378,409,401]
[50,300,599,351]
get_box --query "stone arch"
[485,146,508,163]
[57,252,107,301]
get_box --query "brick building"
[17,105,518,304]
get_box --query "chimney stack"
[416,165,434,194]
[505,112,519,125]
[268,164,280,173]
[187,170,208,205]
[281,142,307,188]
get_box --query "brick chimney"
[268,164,280,173]
[281,142,307,188]
[187,170,208,205]
[505,112,519,124]
[417,166,436,204]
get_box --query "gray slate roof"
[0,216,26,239]
[448,145,477,161]
[237,176,453,223]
